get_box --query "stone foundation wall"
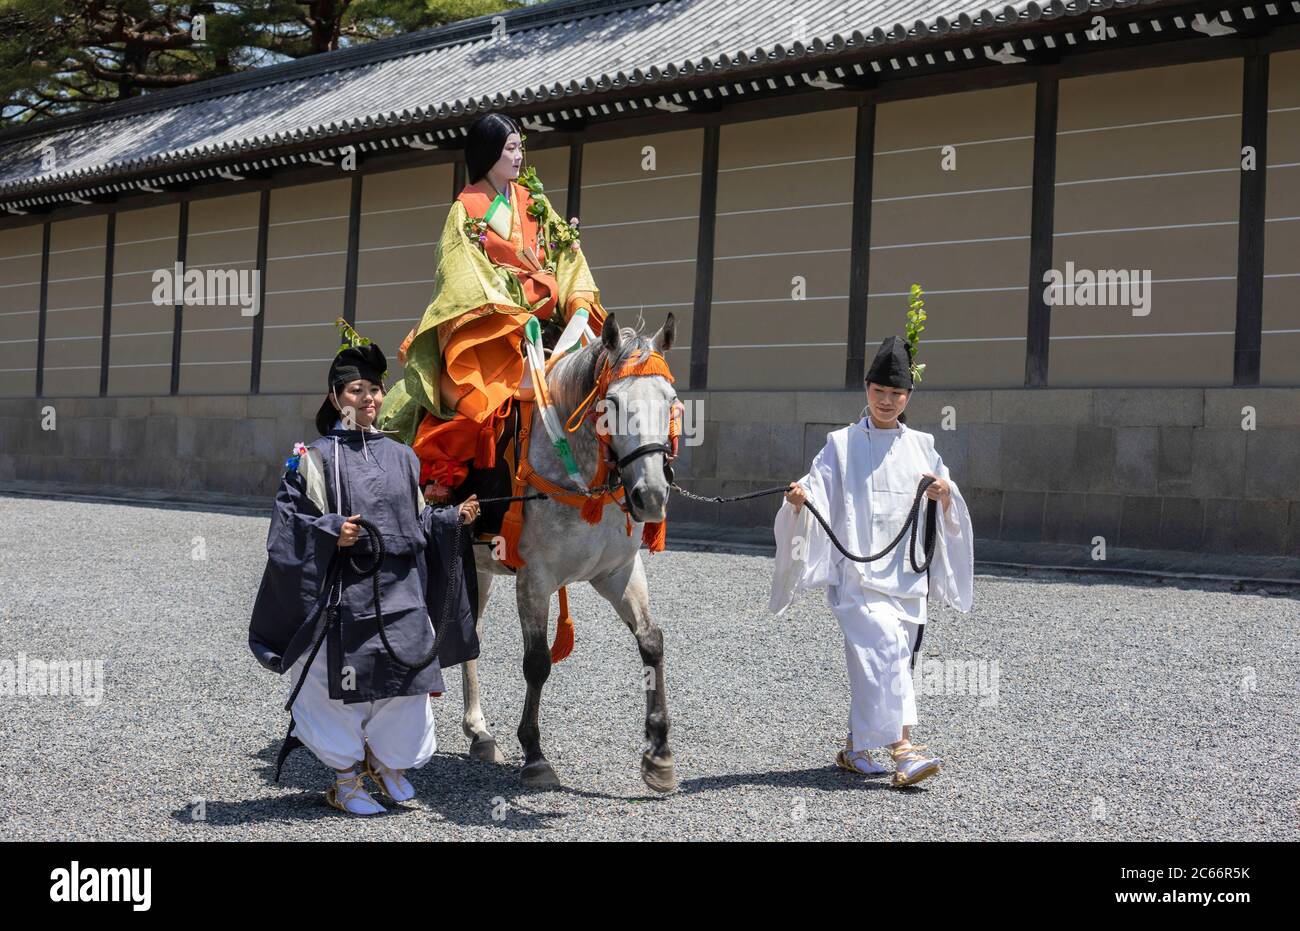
[2,387,1298,558]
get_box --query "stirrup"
[890,742,942,787]
[364,749,416,803]
[325,771,385,815]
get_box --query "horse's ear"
[601,313,621,353]
[655,312,676,353]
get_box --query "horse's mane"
[546,324,658,416]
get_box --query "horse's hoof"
[469,735,504,764]
[641,753,678,794]
[521,760,561,789]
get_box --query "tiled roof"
[0,0,1222,204]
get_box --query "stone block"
[965,423,1003,489]
[1157,426,1194,497]
[1000,490,1045,542]
[144,414,178,459]
[115,397,153,418]
[203,459,247,495]
[1082,494,1123,550]
[229,417,259,462]
[715,421,771,480]
[1204,387,1300,427]
[1118,495,1163,549]
[674,420,717,480]
[1073,425,1115,492]
[901,391,983,430]
[1233,499,1289,555]
[803,423,842,464]
[150,396,188,416]
[1187,428,1247,498]
[248,395,303,419]
[191,417,236,459]
[793,391,869,425]
[176,457,206,493]
[1243,430,1300,500]
[188,395,248,419]
[301,393,327,419]
[0,418,19,455]
[1042,492,1087,545]
[1000,424,1078,492]
[1201,499,1238,554]
[1113,427,1158,494]
[703,391,796,424]
[990,388,1093,425]
[1094,388,1203,427]
[931,426,968,480]
[1287,502,1300,558]
[964,487,1002,541]
[110,418,147,459]
[769,422,808,484]
[1159,497,1205,552]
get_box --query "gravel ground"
[0,495,1296,841]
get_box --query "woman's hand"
[922,473,952,513]
[458,495,480,525]
[338,514,363,547]
[784,482,807,511]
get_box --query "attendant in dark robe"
[249,340,481,815]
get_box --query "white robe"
[770,416,974,749]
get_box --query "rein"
[667,477,939,570]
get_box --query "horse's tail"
[550,586,576,663]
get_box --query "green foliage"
[0,0,522,126]
[906,283,927,384]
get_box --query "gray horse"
[460,313,679,793]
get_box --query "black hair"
[465,113,522,184]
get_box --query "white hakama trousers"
[287,649,437,771]
[830,581,924,750]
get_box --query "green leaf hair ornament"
[334,315,388,382]
[905,283,927,384]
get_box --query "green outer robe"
[377,187,600,445]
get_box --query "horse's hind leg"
[516,570,560,788]
[463,569,503,763]
[590,554,677,794]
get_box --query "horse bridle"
[585,348,681,502]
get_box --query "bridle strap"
[615,442,674,471]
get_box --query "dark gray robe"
[248,427,479,704]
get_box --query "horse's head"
[597,313,679,524]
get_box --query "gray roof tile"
[0,0,1203,202]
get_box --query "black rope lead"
[347,516,457,672]
[669,476,939,570]
[284,512,467,716]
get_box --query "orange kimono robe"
[407,180,604,492]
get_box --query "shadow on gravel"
[179,740,601,830]
[677,765,910,794]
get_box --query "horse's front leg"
[590,554,677,794]
[462,569,503,763]
[516,569,560,788]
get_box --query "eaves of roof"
[0,0,1243,205]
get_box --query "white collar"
[860,415,904,433]
[332,418,379,434]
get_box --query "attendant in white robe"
[770,336,974,787]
